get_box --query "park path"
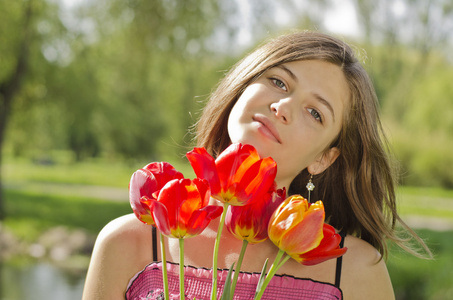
[4,180,129,202]
[5,180,453,231]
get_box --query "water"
[0,261,85,300]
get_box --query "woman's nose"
[270,99,292,123]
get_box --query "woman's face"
[227,60,350,189]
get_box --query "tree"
[0,1,34,219]
[0,0,68,218]
[351,0,453,101]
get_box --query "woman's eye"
[271,78,287,91]
[308,108,323,123]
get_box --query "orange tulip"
[268,195,346,266]
[129,162,184,225]
[186,143,277,206]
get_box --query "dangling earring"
[306,174,315,203]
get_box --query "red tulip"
[268,195,346,266]
[150,178,223,238]
[225,188,285,244]
[129,162,184,225]
[296,223,348,266]
[186,143,277,206]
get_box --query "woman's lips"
[253,114,282,144]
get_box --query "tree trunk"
[0,0,33,220]
[0,105,7,220]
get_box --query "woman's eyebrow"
[313,93,336,122]
[276,65,298,82]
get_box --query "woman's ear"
[307,147,340,175]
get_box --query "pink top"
[125,262,342,300]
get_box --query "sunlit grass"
[397,186,453,219]
[3,155,195,188]
[1,156,192,242]
[388,229,453,300]
[3,189,131,242]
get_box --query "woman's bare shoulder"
[97,213,150,243]
[82,214,153,300]
[95,213,154,267]
[343,235,381,264]
[341,235,395,300]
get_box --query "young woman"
[82,31,428,300]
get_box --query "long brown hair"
[195,31,429,258]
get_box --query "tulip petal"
[186,147,221,195]
[129,162,184,225]
[280,207,324,255]
[152,177,222,239]
[215,144,255,192]
[268,197,308,246]
[228,144,262,185]
[157,179,185,228]
[150,200,171,236]
[236,158,277,205]
[186,206,223,237]
[193,178,211,207]
[297,224,347,265]
[133,196,153,225]
[299,247,348,266]
[280,201,325,253]
[226,188,284,244]
[310,224,342,253]
[129,169,159,224]
[143,162,184,188]
[156,179,197,238]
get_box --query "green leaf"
[254,259,269,298]
[220,263,235,300]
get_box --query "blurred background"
[1,0,452,299]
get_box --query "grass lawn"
[2,155,195,188]
[3,189,131,242]
[397,186,453,219]
[387,229,453,300]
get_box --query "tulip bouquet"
[129,143,347,300]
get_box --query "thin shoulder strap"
[152,226,158,261]
[334,230,347,289]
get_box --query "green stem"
[254,250,290,300]
[276,254,290,271]
[160,232,169,300]
[211,203,229,300]
[230,240,248,299]
[179,238,185,300]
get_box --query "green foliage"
[383,61,453,188]
[0,1,23,81]
[403,65,453,133]
[357,39,453,189]
[3,152,195,188]
[3,189,131,241]
[388,229,453,300]
[3,0,229,163]
[390,127,453,188]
